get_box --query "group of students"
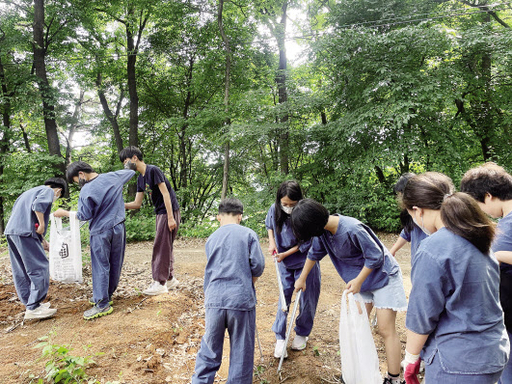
[192,163,512,384]
[5,146,180,321]
[6,154,512,383]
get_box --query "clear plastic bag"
[339,291,382,384]
[49,212,82,283]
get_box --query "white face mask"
[281,204,294,215]
[412,216,431,236]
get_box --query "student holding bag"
[292,199,407,384]
[401,172,508,384]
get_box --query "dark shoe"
[84,305,113,320]
[383,378,405,384]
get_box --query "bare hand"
[345,278,363,294]
[269,244,277,256]
[53,208,68,218]
[168,217,177,231]
[43,240,50,251]
[294,277,306,293]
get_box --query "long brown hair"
[402,172,495,254]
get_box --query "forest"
[1,0,512,240]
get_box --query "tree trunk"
[218,0,232,200]
[126,8,139,148]
[275,2,289,175]
[96,73,124,152]
[33,0,64,175]
[0,56,11,235]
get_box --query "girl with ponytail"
[401,172,508,384]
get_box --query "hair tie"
[443,193,453,201]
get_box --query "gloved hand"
[401,350,421,384]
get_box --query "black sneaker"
[383,378,405,384]
[83,305,113,320]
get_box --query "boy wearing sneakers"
[192,198,265,384]
[120,146,181,295]
[54,161,134,320]
[5,178,66,320]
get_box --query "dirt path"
[0,233,411,384]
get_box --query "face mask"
[124,160,137,171]
[281,204,294,215]
[412,216,431,236]
[53,194,60,203]
[78,177,88,189]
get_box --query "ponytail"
[403,172,495,254]
[441,192,495,254]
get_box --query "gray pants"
[7,235,49,310]
[152,210,180,284]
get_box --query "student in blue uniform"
[54,161,135,320]
[389,173,428,262]
[5,178,66,320]
[192,198,265,384]
[401,172,508,384]
[265,181,320,358]
[120,146,181,295]
[292,199,407,384]
[460,163,512,384]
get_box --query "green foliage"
[34,333,103,384]
[124,208,156,242]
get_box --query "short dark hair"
[44,177,67,195]
[218,198,243,215]
[394,172,415,194]
[119,146,143,163]
[66,161,95,183]
[290,198,329,241]
[460,162,512,203]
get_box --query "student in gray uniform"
[460,162,512,384]
[5,177,66,320]
[291,199,407,384]
[54,161,135,320]
[192,198,265,384]
[402,172,508,384]
[120,146,181,295]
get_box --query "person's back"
[408,228,506,374]
[192,198,264,384]
[78,170,134,234]
[204,224,263,310]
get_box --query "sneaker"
[167,277,179,289]
[24,306,57,320]
[291,335,308,350]
[40,302,51,309]
[88,298,113,306]
[143,281,168,296]
[383,377,405,384]
[83,305,113,320]
[274,339,288,358]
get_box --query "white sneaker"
[167,278,179,289]
[291,335,308,350]
[40,302,51,309]
[274,339,288,358]
[143,281,168,296]
[24,306,57,320]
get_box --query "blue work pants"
[7,235,49,310]
[90,223,126,308]
[192,308,255,384]
[272,261,321,340]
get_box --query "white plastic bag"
[49,212,82,283]
[339,291,382,384]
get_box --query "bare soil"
[0,233,412,384]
